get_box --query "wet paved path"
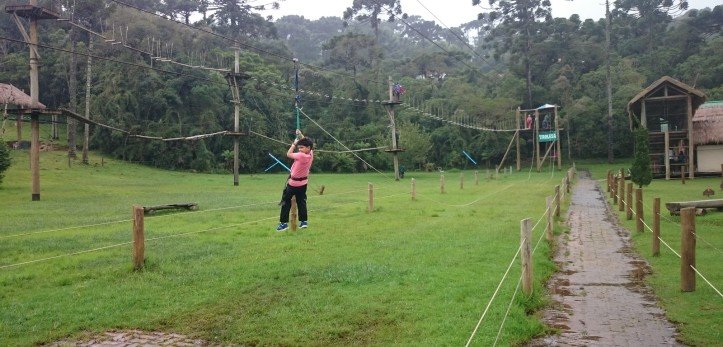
[529,172,680,346]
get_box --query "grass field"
[578,160,723,346]
[0,149,569,346]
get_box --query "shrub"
[0,138,11,186]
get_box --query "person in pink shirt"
[277,130,314,232]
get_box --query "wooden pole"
[368,182,374,212]
[535,110,540,172]
[516,109,521,171]
[687,95,694,179]
[554,185,560,217]
[132,205,145,270]
[233,46,240,186]
[82,37,93,165]
[664,130,670,180]
[612,176,618,202]
[680,207,696,292]
[460,172,464,190]
[555,106,562,168]
[440,174,445,194]
[290,196,298,230]
[474,170,479,186]
[29,0,40,201]
[521,218,533,296]
[626,182,633,220]
[606,170,611,192]
[635,188,644,232]
[545,196,553,241]
[681,165,686,185]
[411,178,416,201]
[653,197,660,256]
[388,76,400,181]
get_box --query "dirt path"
[528,172,680,346]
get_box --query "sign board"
[538,131,557,142]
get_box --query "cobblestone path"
[529,172,680,346]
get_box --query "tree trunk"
[82,37,93,164]
[67,27,78,159]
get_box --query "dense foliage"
[630,126,652,188]
[0,0,720,173]
[0,137,10,185]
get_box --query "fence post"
[619,179,626,211]
[681,165,686,184]
[554,185,560,217]
[368,183,374,212]
[653,197,660,256]
[626,183,633,220]
[612,177,618,203]
[460,172,464,190]
[475,170,479,186]
[132,205,145,270]
[546,196,553,241]
[290,196,298,231]
[440,174,445,194]
[680,207,696,292]
[635,188,644,233]
[606,170,612,192]
[411,178,416,201]
[521,218,533,296]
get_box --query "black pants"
[279,184,307,223]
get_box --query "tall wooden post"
[385,76,401,181]
[664,130,670,180]
[460,172,464,190]
[554,185,560,217]
[555,106,562,168]
[474,170,479,185]
[653,197,660,256]
[680,207,696,292]
[28,0,40,201]
[82,37,93,165]
[686,95,694,179]
[619,178,626,212]
[233,46,240,186]
[535,109,540,172]
[521,218,533,296]
[635,188,644,232]
[440,174,445,194]
[607,170,612,192]
[515,108,521,171]
[612,176,618,202]
[132,205,145,270]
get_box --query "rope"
[690,265,723,299]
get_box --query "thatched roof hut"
[0,83,46,109]
[693,101,723,145]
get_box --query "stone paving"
[528,172,680,346]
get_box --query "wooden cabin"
[627,76,706,179]
[692,101,723,173]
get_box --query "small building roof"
[693,101,723,145]
[0,83,46,109]
[627,76,706,127]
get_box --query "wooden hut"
[627,76,706,179]
[0,83,46,109]
[692,101,723,173]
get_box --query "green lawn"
[579,159,723,346]
[0,150,567,346]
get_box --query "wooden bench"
[665,199,723,216]
[143,203,198,215]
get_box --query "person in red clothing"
[277,129,314,232]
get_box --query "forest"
[1,0,721,173]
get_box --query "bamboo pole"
[680,207,696,292]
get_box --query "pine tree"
[630,127,652,188]
[0,138,11,186]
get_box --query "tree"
[343,0,402,41]
[321,33,382,76]
[475,0,552,108]
[630,126,652,188]
[0,137,10,186]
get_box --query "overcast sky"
[260,0,721,27]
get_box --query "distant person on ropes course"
[277,129,314,232]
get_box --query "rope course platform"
[5,4,59,19]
